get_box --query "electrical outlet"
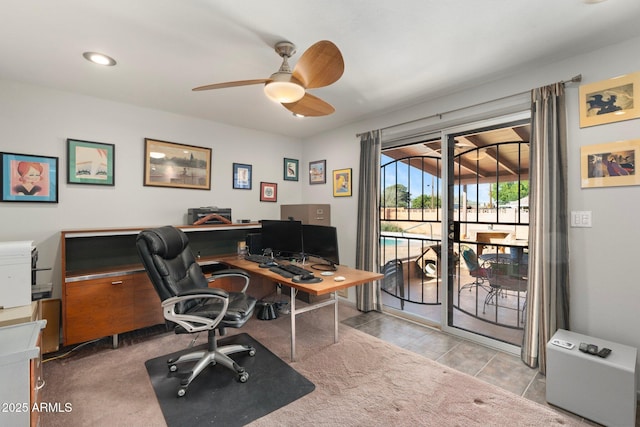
[570,211,592,227]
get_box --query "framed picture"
[1,152,58,203]
[283,158,299,181]
[144,138,211,190]
[333,168,352,197]
[260,181,277,202]
[67,139,115,185]
[579,72,640,128]
[580,139,640,188]
[309,160,326,184]
[233,163,252,189]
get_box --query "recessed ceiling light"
[583,0,608,3]
[82,52,117,66]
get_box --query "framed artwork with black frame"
[67,138,115,185]
[260,181,277,202]
[1,152,58,203]
[283,158,299,181]
[309,159,326,184]
[144,138,211,190]
[233,163,252,189]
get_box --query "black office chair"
[136,226,257,397]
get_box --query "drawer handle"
[111,280,123,285]
[36,379,45,390]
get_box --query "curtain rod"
[356,74,582,137]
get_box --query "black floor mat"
[145,333,314,427]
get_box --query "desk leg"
[290,285,297,362]
[333,292,338,344]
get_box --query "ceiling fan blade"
[192,79,269,91]
[292,40,344,89]
[283,92,335,117]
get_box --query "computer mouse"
[334,276,346,281]
[259,261,278,268]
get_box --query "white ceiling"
[2,0,640,139]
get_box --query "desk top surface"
[220,256,383,296]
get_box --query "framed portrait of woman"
[0,152,58,203]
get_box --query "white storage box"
[546,329,637,426]
[0,320,46,426]
[0,241,34,309]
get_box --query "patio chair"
[459,245,491,297]
[381,259,405,309]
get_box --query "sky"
[381,154,491,205]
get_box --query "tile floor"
[342,309,639,427]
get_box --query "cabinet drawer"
[64,275,135,345]
[131,273,164,330]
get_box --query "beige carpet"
[41,305,582,426]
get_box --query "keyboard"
[245,254,274,264]
[268,263,313,278]
[277,264,313,276]
[268,266,296,278]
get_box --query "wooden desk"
[220,256,383,361]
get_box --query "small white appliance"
[0,241,35,309]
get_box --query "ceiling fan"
[192,40,344,117]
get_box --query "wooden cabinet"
[61,224,261,346]
[280,204,330,225]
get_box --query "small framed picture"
[260,181,277,202]
[333,168,352,197]
[1,152,59,203]
[67,139,115,185]
[309,160,326,184]
[144,138,211,190]
[580,139,640,188]
[579,72,640,128]
[283,158,299,181]
[233,163,252,189]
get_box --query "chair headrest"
[140,226,189,259]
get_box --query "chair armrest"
[162,288,229,333]
[207,268,251,293]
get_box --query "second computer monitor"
[302,224,340,267]
[260,219,303,257]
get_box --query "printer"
[187,207,232,225]
[0,241,35,309]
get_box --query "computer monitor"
[259,219,303,257]
[302,224,340,269]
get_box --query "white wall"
[304,35,640,380]
[0,80,302,298]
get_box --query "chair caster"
[238,371,249,383]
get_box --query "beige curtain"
[521,83,570,373]
[355,130,382,312]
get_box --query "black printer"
[187,207,232,225]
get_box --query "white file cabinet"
[546,329,637,426]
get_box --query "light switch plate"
[570,211,592,227]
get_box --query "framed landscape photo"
[233,163,252,189]
[144,138,211,190]
[579,72,640,128]
[580,139,640,188]
[67,139,115,185]
[283,158,299,181]
[260,181,277,202]
[1,152,58,203]
[333,168,352,197]
[309,160,326,184]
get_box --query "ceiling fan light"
[264,81,305,103]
